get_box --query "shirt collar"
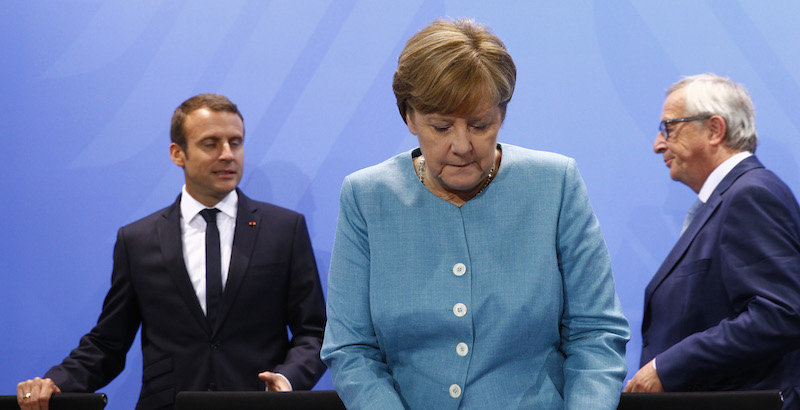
[697,151,752,203]
[179,186,239,221]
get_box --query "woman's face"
[407,104,502,197]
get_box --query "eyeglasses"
[658,115,712,140]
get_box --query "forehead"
[184,108,244,139]
[662,88,687,118]
[426,103,500,121]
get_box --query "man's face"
[653,88,712,193]
[170,108,244,207]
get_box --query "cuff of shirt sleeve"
[264,373,293,392]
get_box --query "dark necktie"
[200,208,222,327]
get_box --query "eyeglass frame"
[658,115,713,140]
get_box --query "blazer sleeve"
[320,177,406,409]
[272,213,328,390]
[556,159,630,409]
[44,228,142,392]
[657,181,800,390]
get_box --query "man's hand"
[258,371,292,392]
[624,359,664,393]
[17,377,61,410]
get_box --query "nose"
[220,142,234,160]
[653,132,667,154]
[451,124,472,155]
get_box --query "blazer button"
[211,342,220,349]
[456,342,469,357]
[453,303,467,317]
[449,384,462,398]
[452,263,467,276]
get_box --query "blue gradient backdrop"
[3,1,799,408]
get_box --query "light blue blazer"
[321,144,629,409]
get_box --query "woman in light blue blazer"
[321,18,629,409]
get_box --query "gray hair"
[668,73,757,153]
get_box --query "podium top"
[175,390,345,410]
[618,390,783,410]
[0,393,107,410]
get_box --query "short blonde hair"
[392,18,516,123]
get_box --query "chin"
[443,181,481,193]
[216,184,238,195]
[443,173,482,187]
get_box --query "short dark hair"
[170,93,244,149]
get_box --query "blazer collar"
[213,188,261,334]
[159,194,211,334]
[157,188,262,335]
[644,156,764,312]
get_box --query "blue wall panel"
[3,1,799,408]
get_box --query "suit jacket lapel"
[214,189,261,334]
[644,156,765,315]
[644,198,719,309]
[159,195,211,334]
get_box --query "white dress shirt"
[697,151,753,203]
[179,186,238,315]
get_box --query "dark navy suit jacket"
[641,156,800,409]
[45,189,327,409]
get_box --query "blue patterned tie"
[681,199,703,235]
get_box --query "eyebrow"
[428,110,495,122]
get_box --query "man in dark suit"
[624,74,800,408]
[17,94,327,410]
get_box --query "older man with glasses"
[625,73,800,409]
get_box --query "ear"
[170,142,186,167]
[405,109,419,136]
[707,115,727,147]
